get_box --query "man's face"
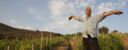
[85,7,92,17]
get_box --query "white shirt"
[77,14,105,38]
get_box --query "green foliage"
[98,34,124,50]
[71,33,125,50]
[0,33,128,50]
[0,37,64,50]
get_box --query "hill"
[0,23,63,40]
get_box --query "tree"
[98,26,109,34]
[112,30,119,33]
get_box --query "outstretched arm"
[103,10,123,17]
[96,10,123,23]
[68,15,84,22]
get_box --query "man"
[68,5,123,50]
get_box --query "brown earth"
[122,37,128,50]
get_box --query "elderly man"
[68,5,123,50]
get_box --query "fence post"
[50,32,51,50]
[7,45,10,50]
[40,32,43,50]
[32,44,34,50]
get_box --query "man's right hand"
[112,10,123,15]
[68,15,74,20]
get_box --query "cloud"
[97,2,114,13]
[44,20,68,29]
[48,0,91,34]
[48,0,77,32]
[49,0,76,17]
[49,0,92,21]
[10,20,17,24]
[41,18,83,34]
[0,17,2,19]
[118,0,128,2]
[35,16,43,21]
[116,1,127,8]
[41,27,50,31]
[16,25,35,30]
[97,1,127,14]
[28,8,35,14]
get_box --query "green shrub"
[98,34,123,50]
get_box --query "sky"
[0,0,128,34]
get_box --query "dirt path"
[51,36,82,50]
[52,40,72,50]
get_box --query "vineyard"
[0,32,128,50]
[0,36,64,50]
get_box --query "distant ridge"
[0,23,63,40]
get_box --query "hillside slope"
[0,23,62,39]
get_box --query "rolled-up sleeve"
[76,16,85,22]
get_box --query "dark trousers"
[82,34,100,50]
